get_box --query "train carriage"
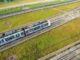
[0,31,25,46]
[0,20,51,46]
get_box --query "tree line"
[0,0,14,2]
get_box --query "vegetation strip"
[39,39,80,60]
[0,0,79,19]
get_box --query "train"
[0,20,51,46]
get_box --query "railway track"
[0,0,79,19]
[0,6,80,52]
[49,43,80,60]
[38,7,80,60]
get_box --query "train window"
[0,39,4,44]
[41,25,44,28]
[44,23,48,26]
[5,35,15,41]
[25,30,29,34]
[15,34,20,37]
[34,26,40,30]
[40,23,48,28]
[21,32,24,35]
[1,39,4,43]
[0,41,1,44]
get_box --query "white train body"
[0,20,51,46]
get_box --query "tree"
[0,0,14,2]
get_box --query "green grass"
[0,0,72,7]
[0,1,62,15]
[0,1,80,32]
[25,0,69,8]
[0,1,80,60]
[0,18,80,60]
[0,0,70,15]
[0,7,22,15]
[0,0,37,7]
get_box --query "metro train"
[0,20,51,46]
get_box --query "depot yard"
[0,1,80,32]
[0,1,80,60]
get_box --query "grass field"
[0,0,72,16]
[0,18,80,60]
[0,1,66,15]
[0,1,80,60]
[0,1,80,32]
[0,0,70,7]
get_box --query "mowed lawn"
[0,1,80,32]
[0,18,80,60]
